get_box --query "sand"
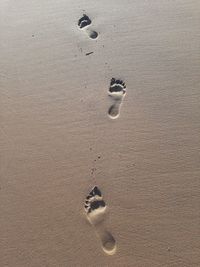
[1,0,200,266]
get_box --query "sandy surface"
[1,0,200,266]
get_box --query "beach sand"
[1,0,200,266]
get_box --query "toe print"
[108,78,127,119]
[84,186,116,255]
[78,14,98,39]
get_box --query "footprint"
[84,186,117,255]
[108,78,126,119]
[78,14,98,39]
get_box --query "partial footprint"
[84,186,116,255]
[108,78,126,119]
[78,14,98,39]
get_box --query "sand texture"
[1,0,200,266]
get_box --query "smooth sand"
[1,0,200,266]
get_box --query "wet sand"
[1,0,200,266]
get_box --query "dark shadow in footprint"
[78,14,98,39]
[89,200,106,212]
[78,14,91,28]
[84,186,117,255]
[108,78,126,119]
[109,78,126,93]
[91,186,102,197]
